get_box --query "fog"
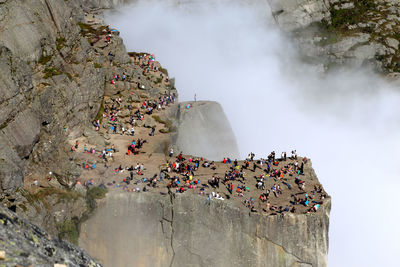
[106,1,400,266]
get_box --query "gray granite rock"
[175,101,240,161]
[0,206,102,267]
[80,190,330,267]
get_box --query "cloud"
[106,1,400,266]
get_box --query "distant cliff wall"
[174,101,240,160]
[268,0,400,72]
[80,192,330,267]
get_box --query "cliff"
[0,0,108,193]
[269,0,400,73]
[0,1,331,266]
[80,191,330,267]
[0,0,136,237]
[0,206,101,267]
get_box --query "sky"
[106,1,400,266]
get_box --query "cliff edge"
[80,191,330,267]
[0,1,331,267]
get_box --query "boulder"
[119,109,131,118]
[143,117,156,128]
[128,93,140,103]
[175,101,239,160]
[386,37,399,49]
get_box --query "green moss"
[56,37,66,50]
[78,22,107,37]
[155,77,162,84]
[58,219,79,245]
[87,187,107,200]
[38,54,52,65]
[23,188,81,213]
[64,72,73,81]
[392,32,400,41]
[328,0,377,30]
[85,186,108,219]
[152,115,165,124]
[152,115,175,133]
[30,231,39,246]
[94,99,105,122]
[78,22,95,36]
[38,188,80,202]
[19,204,28,212]
[0,122,8,130]
[43,67,62,79]
[94,62,102,68]
[159,128,170,133]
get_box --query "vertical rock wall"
[0,0,131,195]
[80,192,330,267]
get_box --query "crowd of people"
[65,23,327,216]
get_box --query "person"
[149,126,155,136]
[194,93,197,102]
[169,148,174,157]
[205,193,212,205]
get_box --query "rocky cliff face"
[0,0,132,236]
[73,0,132,11]
[0,0,104,193]
[174,101,240,160]
[0,1,331,266]
[0,206,102,267]
[80,191,330,267]
[269,0,400,73]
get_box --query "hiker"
[149,126,155,136]
[252,163,257,172]
[205,193,212,205]
[291,150,297,159]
